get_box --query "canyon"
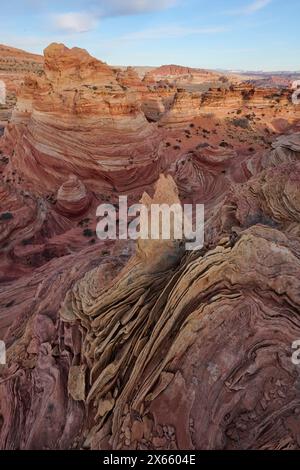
[0,43,300,450]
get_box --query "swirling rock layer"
[56,175,91,217]
[1,42,300,451]
[1,44,162,195]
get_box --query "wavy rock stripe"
[1,44,163,195]
[1,39,300,451]
[60,169,300,450]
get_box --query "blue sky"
[1,0,299,70]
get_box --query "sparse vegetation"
[22,238,34,246]
[231,118,249,129]
[78,218,90,227]
[220,141,229,147]
[83,228,94,237]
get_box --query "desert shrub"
[220,141,229,147]
[231,118,249,129]
[22,238,34,246]
[0,212,13,221]
[83,228,94,237]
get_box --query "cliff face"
[1,42,300,451]
[160,91,203,127]
[0,45,43,127]
[1,44,163,195]
[159,84,300,128]
[116,66,148,93]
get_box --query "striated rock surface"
[1,43,163,195]
[0,240,132,449]
[0,45,43,127]
[1,42,300,451]
[263,133,300,167]
[56,159,300,450]
[160,91,202,127]
[116,67,148,94]
[3,140,300,449]
[144,64,223,86]
[160,83,300,128]
[56,175,91,217]
[141,84,175,123]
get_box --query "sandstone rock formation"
[263,133,300,167]
[160,91,203,127]
[116,67,148,94]
[1,42,300,451]
[0,45,43,127]
[56,175,91,217]
[1,43,163,195]
[160,84,300,128]
[58,158,300,450]
[144,64,223,86]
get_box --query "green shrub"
[83,228,94,237]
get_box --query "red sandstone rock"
[1,43,163,195]
[1,42,300,452]
[56,175,91,217]
[144,64,223,85]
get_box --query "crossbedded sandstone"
[1,42,300,450]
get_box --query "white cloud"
[53,12,97,33]
[228,0,272,15]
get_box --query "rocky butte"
[2,43,162,195]
[0,42,300,450]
